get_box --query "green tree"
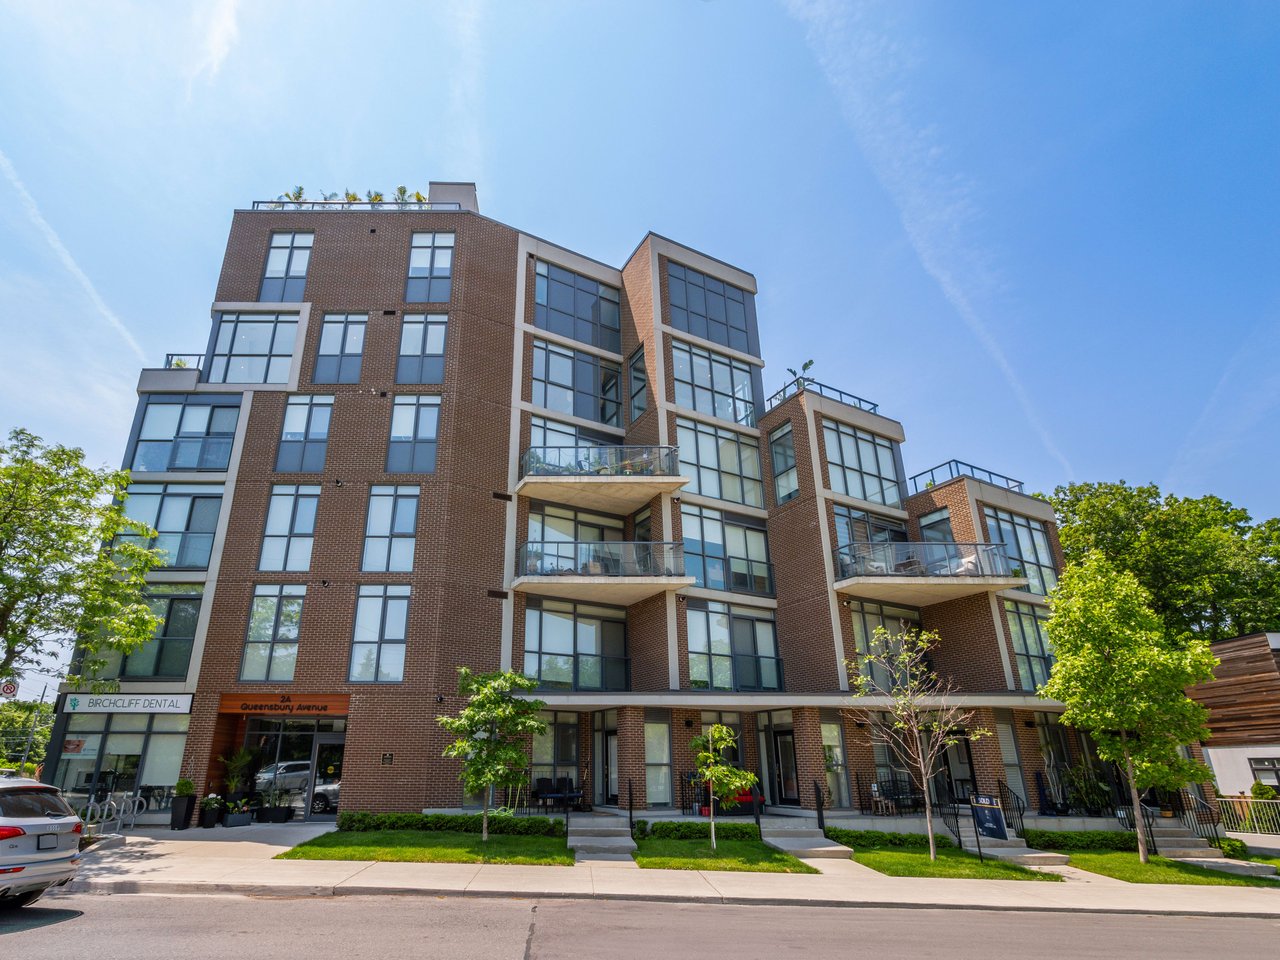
[690,724,757,851]
[438,668,547,841]
[1046,481,1280,641]
[1041,553,1217,863]
[0,699,54,765]
[849,626,988,861]
[0,429,162,686]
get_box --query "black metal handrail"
[907,459,1024,494]
[856,772,927,816]
[814,780,827,833]
[997,778,1027,838]
[1172,789,1221,848]
[938,801,963,845]
[517,541,685,577]
[627,779,634,834]
[1116,803,1160,855]
[833,541,1014,579]
[520,445,680,479]
[766,377,879,415]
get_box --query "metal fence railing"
[833,541,1013,579]
[1219,796,1280,835]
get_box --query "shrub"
[647,820,760,841]
[336,812,566,837]
[174,778,196,798]
[824,827,954,849]
[1214,836,1248,860]
[1021,829,1136,851]
[631,819,649,840]
[1251,781,1278,801]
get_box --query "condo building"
[45,183,1080,823]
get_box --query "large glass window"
[687,601,781,691]
[258,484,320,572]
[405,232,454,302]
[984,507,1058,596]
[628,350,648,423]
[644,715,673,806]
[675,417,763,508]
[53,712,190,816]
[397,314,448,384]
[313,314,366,384]
[681,504,772,596]
[822,419,901,507]
[523,598,627,691]
[276,395,333,473]
[672,340,756,426]
[529,416,607,452]
[847,599,921,692]
[207,313,298,385]
[241,584,305,682]
[524,504,624,574]
[387,396,441,473]
[667,261,751,353]
[349,584,409,682]
[259,232,312,302]
[534,260,621,353]
[131,397,239,473]
[531,339,621,427]
[1005,600,1054,691]
[362,485,418,572]
[769,423,798,505]
[832,506,909,578]
[532,711,580,791]
[121,483,223,570]
[101,585,202,680]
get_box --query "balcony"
[691,654,785,692]
[765,377,879,415]
[908,460,1024,495]
[832,541,1027,606]
[515,445,687,513]
[513,541,694,605]
[524,655,630,692]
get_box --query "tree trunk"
[482,789,490,843]
[923,788,937,861]
[1124,741,1147,864]
[708,780,717,852]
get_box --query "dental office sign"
[63,693,193,714]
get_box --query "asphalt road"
[3,894,1277,959]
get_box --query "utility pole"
[19,685,48,771]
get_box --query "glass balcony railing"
[520,445,679,478]
[518,541,685,578]
[690,654,785,692]
[152,532,214,570]
[907,460,1024,494]
[686,555,775,597]
[733,654,784,692]
[251,199,462,211]
[164,353,205,371]
[765,378,879,414]
[525,654,630,692]
[833,542,1014,580]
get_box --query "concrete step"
[761,828,826,840]
[1169,857,1278,878]
[978,847,1071,866]
[956,835,1025,848]
[762,836,852,859]
[1151,827,1197,837]
[567,835,637,855]
[573,852,636,863]
[566,826,633,838]
[1157,845,1220,858]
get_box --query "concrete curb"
[63,877,1280,919]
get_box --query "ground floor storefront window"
[243,717,346,820]
[53,711,189,823]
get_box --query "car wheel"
[310,795,329,814]
[0,891,44,909]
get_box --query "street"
[2,894,1276,959]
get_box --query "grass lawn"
[632,837,819,873]
[851,846,1062,881]
[276,829,575,866]
[1068,850,1280,887]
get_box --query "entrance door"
[934,739,975,803]
[307,735,344,820]
[605,732,619,805]
[774,732,800,805]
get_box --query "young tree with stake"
[690,723,757,851]
[850,626,987,862]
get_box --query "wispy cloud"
[186,0,241,92]
[0,146,147,362]
[784,0,1073,477]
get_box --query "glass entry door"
[605,732,619,804]
[774,732,800,805]
[308,736,344,820]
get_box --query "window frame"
[686,600,781,692]
[523,598,628,692]
[681,503,773,596]
[628,350,648,423]
[531,339,621,427]
[675,417,763,508]
[131,396,240,473]
[206,313,298,385]
[259,232,313,302]
[348,584,410,683]
[1005,600,1054,692]
[120,483,224,570]
[258,484,321,572]
[769,422,798,505]
[533,259,622,353]
[276,395,334,473]
[313,313,367,384]
[671,339,756,426]
[240,584,306,682]
[396,313,449,384]
[666,260,751,353]
[405,232,455,303]
[822,419,902,508]
[361,485,419,573]
[386,396,442,473]
[984,506,1059,596]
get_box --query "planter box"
[170,795,196,831]
[198,808,221,829]
[223,811,252,827]
[267,806,294,823]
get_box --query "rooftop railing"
[518,541,685,578]
[164,353,205,371]
[520,445,679,479]
[832,541,1014,580]
[907,459,1024,494]
[765,378,879,415]
[251,200,463,211]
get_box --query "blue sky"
[1,2,1277,525]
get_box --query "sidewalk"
[58,822,1280,918]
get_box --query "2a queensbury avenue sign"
[63,693,193,714]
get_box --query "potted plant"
[268,793,295,823]
[222,798,252,828]
[254,787,277,823]
[219,746,256,802]
[170,778,197,830]
[199,793,223,829]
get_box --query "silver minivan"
[0,777,82,908]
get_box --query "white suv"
[0,777,83,908]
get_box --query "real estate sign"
[970,794,1009,841]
